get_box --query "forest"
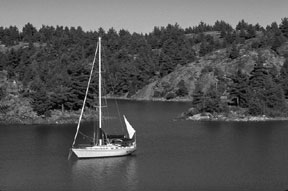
[0,18,288,120]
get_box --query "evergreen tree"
[271,36,282,52]
[249,62,269,90]
[0,52,8,70]
[236,19,249,31]
[199,40,209,56]
[106,28,119,54]
[204,86,226,113]
[176,80,188,97]
[229,70,249,107]
[50,85,71,110]
[22,23,38,42]
[229,43,240,59]
[1,26,20,45]
[246,24,256,39]
[192,87,205,112]
[38,25,55,42]
[6,49,20,77]
[31,87,52,116]
[267,22,281,35]
[279,17,288,38]
[15,46,34,81]
[280,57,288,98]
[192,85,225,113]
[224,31,235,44]
[239,28,247,40]
[158,52,173,77]
[248,62,287,116]
[192,21,213,33]
[213,20,233,32]
[65,61,96,110]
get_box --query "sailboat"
[70,37,136,159]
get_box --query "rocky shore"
[181,111,288,122]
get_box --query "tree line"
[0,18,288,117]
[192,57,288,117]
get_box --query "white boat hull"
[72,144,136,158]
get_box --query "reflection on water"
[71,156,138,191]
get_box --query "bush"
[165,92,176,100]
[0,87,6,100]
[176,80,188,96]
[153,90,162,98]
[229,44,239,59]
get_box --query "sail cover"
[123,115,136,139]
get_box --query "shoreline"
[106,95,192,102]
[184,113,288,122]
[4,113,287,125]
[1,98,288,125]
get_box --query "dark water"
[1,100,288,191]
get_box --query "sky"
[0,0,287,34]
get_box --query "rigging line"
[79,131,94,141]
[102,46,126,134]
[71,41,99,147]
[102,46,110,133]
[103,75,112,136]
[102,76,111,133]
[114,97,125,133]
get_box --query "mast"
[98,37,102,145]
[71,39,99,148]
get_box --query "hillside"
[1,19,288,122]
[132,44,287,102]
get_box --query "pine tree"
[279,17,288,38]
[192,87,205,112]
[271,36,282,52]
[229,43,240,59]
[22,23,38,42]
[0,52,8,70]
[31,87,52,116]
[247,24,256,39]
[199,40,210,56]
[280,57,288,98]
[158,52,173,77]
[6,49,21,78]
[229,70,250,107]
[176,80,188,97]
[248,62,287,116]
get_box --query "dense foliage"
[1,18,288,117]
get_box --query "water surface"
[0,101,288,191]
